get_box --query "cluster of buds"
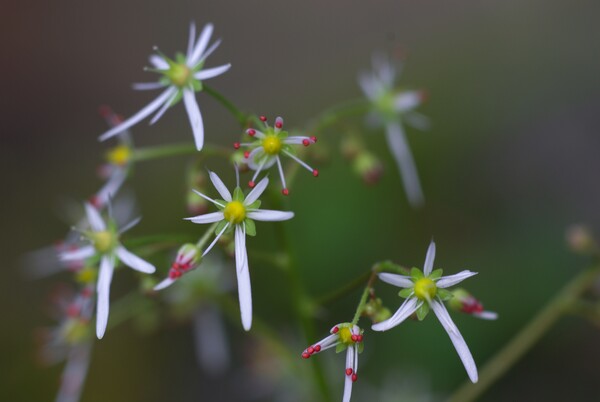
[448,288,498,320]
[168,244,202,279]
[340,135,384,185]
[362,296,392,324]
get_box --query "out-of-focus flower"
[60,203,155,339]
[372,241,480,383]
[235,116,318,195]
[302,323,364,402]
[566,224,597,255]
[359,53,428,207]
[99,22,231,150]
[449,288,498,320]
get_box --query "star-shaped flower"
[302,323,364,402]
[60,203,156,339]
[99,22,231,150]
[372,240,479,383]
[154,170,294,331]
[359,53,428,207]
[235,115,318,195]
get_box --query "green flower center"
[262,135,283,155]
[338,327,354,346]
[414,277,437,301]
[223,201,246,224]
[166,63,192,87]
[92,231,115,253]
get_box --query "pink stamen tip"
[302,352,310,359]
[302,139,310,147]
[351,334,358,342]
[82,288,93,298]
[275,122,283,129]
[244,151,250,159]
[310,136,317,143]
[259,116,267,122]
[332,326,339,334]
[345,368,353,376]
[307,347,315,354]
[314,345,321,352]
[248,181,256,188]
[88,195,100,208]
[352,374,358,382]
[98,105,112,118]
[233,142,241,149]
[419,90,429,102]
[247,129,256,136]
[67,305,79,317]
[357,335,363,342]
[282,188,289,196]
[312,169,319,177]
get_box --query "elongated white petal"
[378,272,413,288]
[372,297,419,332]
[186,22,196,60]
[149,89,179,125]
[194,63,231,80]
[201,222,229,257]
[60,245,95,262]
[189,23,213,65]
[473,311,498,320]
[149,55,169,70]
[116,245,155,273]
[84,203,106,231]
[343,346,355,402]
[394,91,423,112]
[404,111,431,131]
[430,300,478,383]
[244,176,269,205]
[98,87,177,141]
[56,342,92,402]
[372,52,396,87]
[235,225,252,331]
[247,209,294,222]
[185,211,224,224]
[385,122,424,208]
[94,168,127,207]
[247,147,277,171]
[194,39,221,67]
[118,216,141,235]
[358,72,377,100]
[183,89,204,150]
[313,333,339,352]
[153,277,176,291]
[193,305,230,375]
[208,171,232,201]
[96,256,115,339]
[191,189,225,208]
[132,82,166,91]
[436,270,478,288]
[423,240,436,275]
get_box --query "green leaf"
[437,289,454,301]
[358,342,364,353]
[429,269,443,280]
[411,267,424,280]
[398,288,414,299]
[246,200,261,210]
[233,187,245,202]
[335,343,348,354]
[244,219,256,236]
[416,303,430,321]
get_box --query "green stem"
[132,143,231,162]
[308,98,371,133]
[447,265,600,402]
[196,222,220,250]
[203,85,248,127]
[351,270,378,325]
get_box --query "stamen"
[282,188,290,196]
[312,169,319,177]
[351,334,358,342]
[310,136,317,143]
[259,115,267,122]
[345,368,353,376]
[314,345,321,352]
[352,374,358,382]
[332,326,339,334]
[276,156,287,190]
[302,139,310,146]
[248,181,256,188]
[357,335,363,342]
[282,150,315,173]
[233,142,240,149]
[247,129,256,137]
[307,346,315,354]
[244,151,250,159]
[302,352,310,359]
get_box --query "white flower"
[235,115,318,195]
[372,241,479,383]
[302,323,364,402]
[98,22,231,150]
[155,170,294,331]
[60,203,156,339]
[358,53,429,207]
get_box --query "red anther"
[302,139,310,147]
[418,90,429,102]
[357,335,363,342]
[88,195,100,208]
[312,169,319,177]
[275,121,283,129]
[351,334,358,342]
[81,288,93,298]
[307,346,315,354]
[332,326,339,334]
[247,129,256,136]
[248,180,256,188]
[67,305,79,317]
[259,116,267,122]
[345,368,353,376]
[282,188,289,196]
[302,352,310,359]
[244,151,250,159]
[352,374,358,382]
[233,142,241,149]
[310,136,317,143]
[98,105,112,118]
[314,345,321,352]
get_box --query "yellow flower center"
[62,319,89,345]
[76,266,97,285]
[223,201,246,224]
[167,63,192,87]
[92,231,115,253]
[414,277,437,301]
[339,327,353,345]
[106,145,131,166]
[262,135,283,155]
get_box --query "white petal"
[56,342,92,402]
[189,23,213,65]
[385,122,424,208]
[98,87,177,141]
[244,176,269,204]
[394,91,422,112]
[132,82,166,91]
[201,222,229,257]
[431,300,478,383]
[149,55,169,70]
[208,171,232,201]
[235,225,252,331]
[247,147,277,170]
[343,346,355,402]
[60,245,95,262]
[473,311,498,320]
[247,209,294,222]
[186,22,196,60]
[378,272,413,288]
[423,240,436,275]
[371,297,419,332]
[118,216,141,234]
[153,277,176,291]
[372,52,396,87]
[149,89,179,125]
[358,72,377,100]
[191,189,226,208]
[96,256,114,339]
[284,136,313,145]
[183,89,204,150]
[436,270,478,288]
[185,211,224,224]
[312,333,338,352]
[94,168,127,207]
[404,111,431,131]
[84,203,106,231]
[116,245,156,273]
[194,64,231,80]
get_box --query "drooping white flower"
[302,323,364,402]
[155,170,294,331]
[235,115,318,195]
[60,203,156,339]
[359,53,429,207]
[98,22,231,150]
[372,241,480,383]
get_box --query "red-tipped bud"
[98,105,112,118]
[302,352,310,359]
[312,169,319,177]
[248,181,256,188]
[352,374,358,382]
[275,121,283,129]
[310,136,317,143]
[88,195,101,209]
[259,115,267,122]
[307,346,315,355]
[233,142,241,149]
[302,139,310,147]
[247,128,256,136]
[345,368,353,376]
[282,188,289,196]
[314,345,321,352]
[244,151,250,159]
[351,334,358,342]
[332,326,339,334]
[357,335,363,342]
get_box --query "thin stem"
[351,269,379,325]
[203,84,248,127]
[308,98,371,133]
[196,222,220,249]
[447,265,600,402]
[132,143,231,162]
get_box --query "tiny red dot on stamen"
[302,139,310,147]
[312,169,319,177]
[82,288,93,298]
[98,105,112,118]
[345,368,353,376]
[282,188,289,196]
[248,181,256,188]
[357,335,363,342]
[233,142,240,149]
[314,345,321,352]
[275,122,283,129]
[302,352,310,359]
[310,136,317,143]
[307,347,315,354]
[352,374,358,382]
[67,305,79,317]
[259,116,267,122]
[247,129,256,136]
[244,151,250,159]
[332,326,339,333]
[351,335,358,342]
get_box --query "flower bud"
[230,150,250,173]
[353,151,384,185]
[363,297,392,323]
[449,288,498,320]
[169,244,201,279]
[340,135,364,160]
[566,224,596,255]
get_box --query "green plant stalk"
[132,143,231,162]
[203,84,248,126]
[308,98,371,133]
[196,222,220,250]
[448,265,600,402]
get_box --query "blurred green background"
[3,0,600,401]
